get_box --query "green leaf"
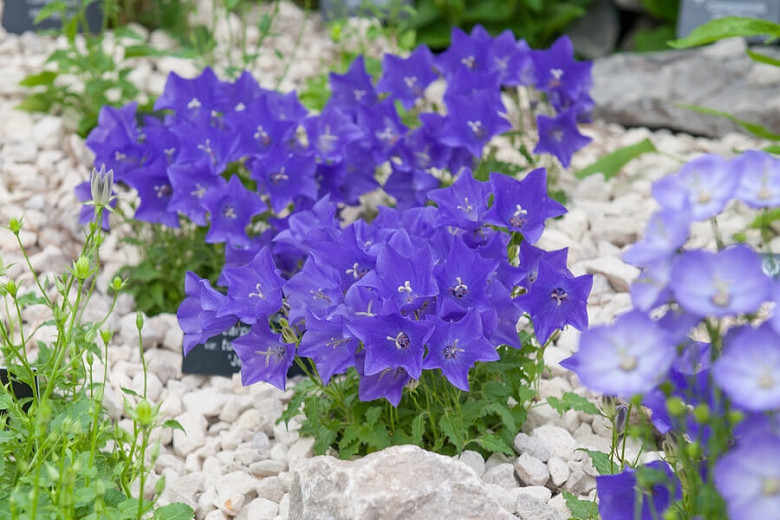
[313,425,337,454]
[19,70,58,87]
[748,208,780,229]
[562,490,599,520]
[746,48,780,68]
[411,414,425,446]
[468,434,515,457]
[575,138,657,180]
[678,104,780,141]
[33,0,65,24]
[668,16,780,49]
[764,145,780,154]
[439,413,465,450]
[153,503,194,520]
[483,402,518,433]
[546,392,600,416]
[365,406,382,426]
[584,449,614,475]
[162,419,185,433]
[16,92,55,113]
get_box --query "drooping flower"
[231,320,295,390]
[571,311,676,399]
[484,168,567,243]
[670,245,769,317]
[177,272,237,355]
[597,461,680,520]
[713,324,780,411]
[355,351,410,407]
[422,310,498,391]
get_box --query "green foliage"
[562,490,599,520]
[576,138,657,180]
[0,208,192,519]
[640,0,679,22]
[547,391,601,415]
[677,104,780,141]
[119,222,224,316]
[668,16,780,49]
[283,342,543,459]
[400,0,592,51]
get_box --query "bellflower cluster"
[77,26,593,235]
[562,151,780,519]
[178,167,592,405]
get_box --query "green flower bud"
[154,474,166,496]
[281,325,298,345]
[666,397,686,417]
[693,403,710,423]
[46,463,59,481]
[100,329,113,345]
[73,256,90,280]
[135,310,144,331]
[111,276,125,292]
[136,399,154,427]
[685,442,701,459]
[728,409,745,426]
[8,217,22,234]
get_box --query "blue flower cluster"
[563,151,780,520]
[79,26,595,406]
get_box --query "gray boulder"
[288,445,514,520]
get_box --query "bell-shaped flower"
[231,320,295,390]
[178,272,237,355]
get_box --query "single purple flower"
[154,67,229,123]
[427,168,489,231]
[533,108,591,169]
[167,158,226,226]
[488,30,535,87]
[249,151,318,214]
[437,91,511,157]
[347,312,434,380]
[122,157,180,227]
[484,169,567,243]
[434,238,498,320]
[573,311,676,399]
[328,55,378,114]
[652,154,737,221]
[284,254,343,323]
[732,149,780,208]
[377,44,438,109]
[302,106,365,164]
[670,245,769,317]
[297,311,357,385]
[597,461,680,520]
[531,35,592,114]
[85,102,147,182]
[231,320,295,390]
[715,430,780,520]
[178,272,237,355]
[514,260,591,344]
[713,324,780,411]
[355,351,410,406]
[217,246,285,325]
[200,175,266,247]
[422,310,499,391]
[435,25,494,81]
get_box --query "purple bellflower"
[732,149,780,208]
[200,175,266,247]
[597,461,680,520]
[355,351,410,407]
[533,108,591,169]
[427,168,489,231]
[217,246,285,325]
[571,311,676,399]
[670,245,769,317]
[377,45,438,109]
[297,311,357,384]
[231,320,295,390]
[178,272,237,355]
[484,169,567,243]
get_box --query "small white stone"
[172,411,207,458]
[256,476,285,502]
[183,388,230,417]
[482,462,519,489]
[286,437,315,462]
[514,485,552,503]
[514,452,550,487]
[532,425,578,461]
[453,449,486,477]
[249,460,287,477]
[235,497,278,520]
[548,457,571,488]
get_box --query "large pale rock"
[289,445,514,520]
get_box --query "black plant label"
[0,367,38,415]
[181,323,248,376]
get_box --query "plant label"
[677,0,780,39]
[182,322,249,376]
[0,367,38,415]
[1,0,102,35]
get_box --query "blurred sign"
[2,0,102,34]
[677,0,780,39]
[182,322,248,376]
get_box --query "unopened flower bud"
[693,403,710,423]
[111,276,126,292]
[666,397,686,417]
[73,256,90,280]
[100,329,113,345]
[8,217,22,234]
[728,409,744,426]
[136,399,154,427]
[90,164,114,208]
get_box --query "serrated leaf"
[468,434,515,457]
[584,449,614,475]
[482,381,511,400]
[439,413,465,450]
[678,104,780,141]
[153,503,194,520]
[483,402,517,433]
[313,425,337,455]
[562,490,599,519]
[339,423,363,450]
[576,138,657,180]
[546,392,600,416]
[411,414,425,445]
[365,406,382,426]
[668,16,780,48]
